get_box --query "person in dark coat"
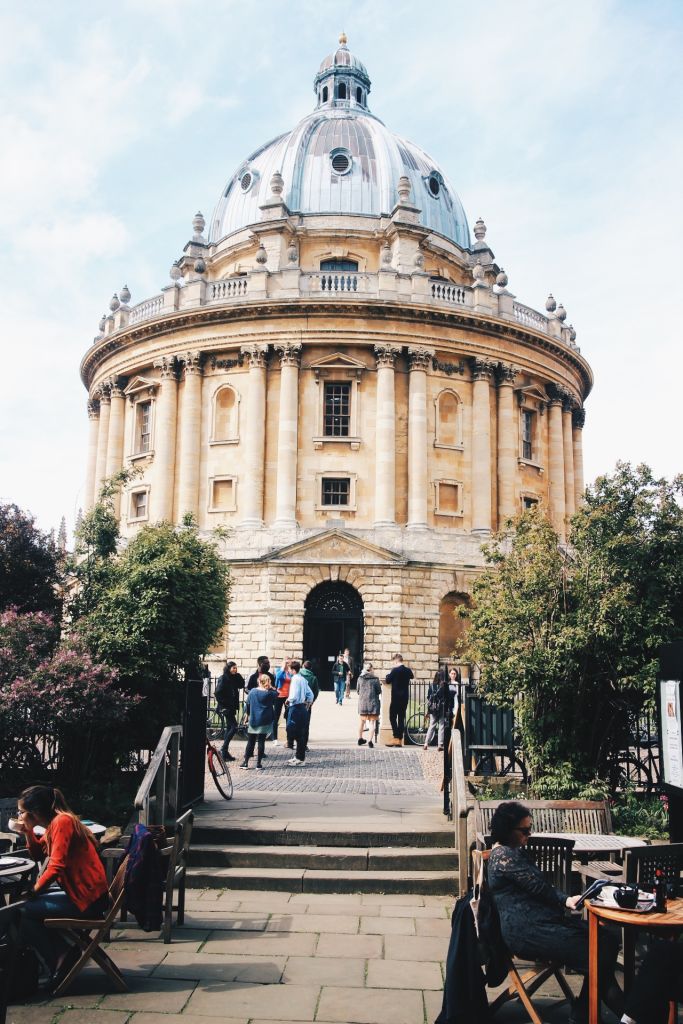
[246,656,274,691]
[215,660,244,762]
[435,890,489,1023]
[487,801,623,1024]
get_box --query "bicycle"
[206,730,233,800]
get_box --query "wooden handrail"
[134,725,182,826]
[452,728,474,896]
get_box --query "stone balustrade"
[98,271,577,351]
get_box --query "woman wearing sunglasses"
[488,801,623,1024]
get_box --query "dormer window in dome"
[330,148,352,176]
[239,169,257,193]
[426,171,443,199]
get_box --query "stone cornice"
[81,297,593,399]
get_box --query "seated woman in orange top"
[16,785,110,980]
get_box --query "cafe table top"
[0,854,35,880]
[542,832,648,856]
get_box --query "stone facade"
[79,38,592,683]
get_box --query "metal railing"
[134,725,182,826]
[452,727,475,895]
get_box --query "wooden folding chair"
[478,840,577,1024]
[44,856,128,996]
[161,809,193,943]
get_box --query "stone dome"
[209,36,471,250]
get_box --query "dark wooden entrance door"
[303,581,364,690]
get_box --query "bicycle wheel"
[208,746,233,799]
[405,712,429,747]
[606,754,652,795]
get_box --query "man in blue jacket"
[286,660,314,766]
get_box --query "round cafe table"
[587,897,683,1024]
[0,854,36,905]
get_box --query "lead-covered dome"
[209,36,470,250]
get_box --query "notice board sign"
[659,678,683,789]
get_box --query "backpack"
[427,686,443,715]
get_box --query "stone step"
[186,865,458,895]
[191,825,455,849]
[190,843,458,872]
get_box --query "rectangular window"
[438,482,460,514]
[521,409,534,461]
[523,496,539,511]
[212,478,235,511]
[131,490,148,520]
[321,477,350,507]
[136,401,152,453]
[323,383,351,437]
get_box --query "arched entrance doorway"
[439,591,470,664]
[303,581,364,690]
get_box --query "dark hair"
[290,659,301,673]
[489,801,531,845]
[394,653,403,662]
[19,785,92,846]
[226,661,236,671]
[258,656,269,668]
[449,666,461,682]
[303,660,312,669]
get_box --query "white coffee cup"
[7,818,21,832]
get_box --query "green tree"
[70,490,231,743]
[0,503,62,616]
[463,464,683,793]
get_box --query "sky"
[1,0,681,535]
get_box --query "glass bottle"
[654,868,668,913]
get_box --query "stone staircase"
[187,823,459,896]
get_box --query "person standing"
[424,668,447,751]
[343,646,354,700]
[215,660,244,762]
[286,660,314,765]
[300,659,319,750]
[240,674,278,770]
[385,653,413,746]
[247,655,274,691]
[357,663,381,748]
[273,658,292,743]
[332,652,349,705]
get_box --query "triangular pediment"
[516,383,547,405]
[266,530,406,565]
[305,352,368,373]
[124,375,159,397]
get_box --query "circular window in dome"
[330,149,352,176]
[240,170,254,193]
[428,174,441,197]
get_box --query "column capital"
[96,382,111,404]
[374,344,400,369]
[562,391,576,413]
[181,351,203,377]
[572,407,586,430]
[496,363,518,386]
[546,383,568,406]
[108,379,125,400]
[154,355,179,380]
[275,342,302,368]
[241,343,269,369]
[407,346,434,371]
[87,399,99,419]
[470,357,496,381]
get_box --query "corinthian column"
[470,358,495,534]
[94,384,111,498]
[274,343,302,527]
[496,364,518,525]
[407,347,433,529]
[374,345,399,527]
[547,388,566,540]
[562,394,576,525]
[105,381,126,516]
[84,401,100,511]
[241,344,269,527]
[152,356,179,522]
[177,352,202,521]
[572,407,586,507]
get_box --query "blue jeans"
[334,679,345,704]
[20,890,81,971]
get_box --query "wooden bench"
[476,799,613,842]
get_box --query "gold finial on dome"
[339,31,347,45]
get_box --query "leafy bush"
[612,787,669,840]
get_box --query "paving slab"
[202,930,317,957]
[315,933,383,959]
[152,951,286,983]
[281,955,366,988]
[384,934,448,963]
[267,913,359,934]
[380,903,447,919]
[58,1012,130,1024]
[109,926,209,948]
[366,958,443,990]
[5,1008,59,1024]
[183,912,269,931]
[130,1017,248,1024]
[184,981,320,1019]
[100,977,196,1013]
[317,984,425,1024]
[361,893,426,906]
[359,915,415,935]
[415,916,452,937]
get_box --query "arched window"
[435,389,462,448]
[213,386,238,442]
[337,82,347,100]
[439,592,470,661]
[320,258,359,272]
[322,85,328,102]
[356,87,362,103]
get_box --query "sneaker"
[293,759,306,767]
[239,762,249,770]
[287,757,299,765]
[271,740,280,746]
[223,752,236,762]
[261,752,268,759]
[256,764,265,771]
[358,738,367,746]
[368,741,374,748]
